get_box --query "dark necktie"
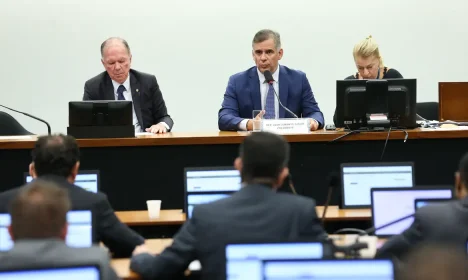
[117,85,126,100]
[264,82,276,119]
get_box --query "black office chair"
[0,111,33,136]
[416,102,439,121]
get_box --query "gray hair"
[252,29,281,50]
[100,37,131,58]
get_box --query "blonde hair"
[353,35,384,67]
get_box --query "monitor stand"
[366,113,391,130]
[67,125,135,139]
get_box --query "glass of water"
[252,110,263,132]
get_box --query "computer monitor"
[414,198,451,210]
[262,259,394,280]
[335,78,417,129]
[67,100,134,138]
[226,241,332,280]
[184,167,241,219]
[371,188,453,237]
[341,162,414,208]
[0,266,100,280]
[24,170,100,193]
[0,210,93,251]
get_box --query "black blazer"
[376,197,468,260]
[130,184,327,280]
[0,175,145,258]
[83,69,174,131]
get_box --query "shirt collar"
[111,74,131,92]
[257,65,280,84]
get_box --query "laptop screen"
[226,242,325,280]
[184,167,241,218]
[25,171,99,193]
[0,210,93,251]
[0,266,100,280]
[262,259,394,280]
[341,162,414,208]
[371,188,452,237]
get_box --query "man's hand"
[247,110,266,131]
[132,244,152,256]
[145,123,168,134]
[310,119,319,131]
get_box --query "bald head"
[100,37,132,84]
[100,37,131,58]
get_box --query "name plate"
[261,119,310,134]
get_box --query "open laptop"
[24,170,100,193]
[371,187,453,237]
[341,162,414,208]
[415,198,452,210]
[0,265,100,280]
[184,167,241,218]
[0,210,94,251]
[226,241,333,280]
[262,259,394,280]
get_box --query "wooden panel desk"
[0,130,466,212]
[115,207,371,227]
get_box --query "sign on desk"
[261,119,309,134]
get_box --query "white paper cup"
[146,200,161,219]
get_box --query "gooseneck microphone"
[263,70,299,118]
[0,104,51,135]
[362,213,415,236]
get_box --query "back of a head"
[353,35,384,66]
[398,243,468,280]
[9,179,71,240]
[32,134,80,178]
[458,152,468,189]
[239,132,289,183]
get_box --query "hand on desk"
[310,118,319,131]
[146,123,168,134]
[246,110,265,131]
[132,244,153,256]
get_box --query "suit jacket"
[0,239,118,280]
[83,69,174,131]
[218,66,324,131]
[0,175,145,258]
[130,184,327,280]
[376,198,468,259]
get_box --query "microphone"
[0,104,51,135]
[263,70,299,118]
[321,171,340,225]
[362,213,415,236]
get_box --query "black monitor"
[335,78,417,130]
[67,101,134,138]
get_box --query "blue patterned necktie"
[264,82,276,119]
[117,85,126,100]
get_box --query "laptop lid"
[184,167,241,218]
[24,170,100,193]
[371,187,453,237]
[262,259,394,279]
[0,210,94,251]
[0,265,101,280]
[226,241,333,280]
[341,162,414,208]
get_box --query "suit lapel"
[103,73,115,100]
[278,65,289,118]
[249,68,261,112]
[130,71,143,130]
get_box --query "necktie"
[117,85,126,100]
[264,83,276,119]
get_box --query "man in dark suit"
[0,180,118,280]
[83,37,173,134]
[218,29,324,131]
[0,134,145,258]
[376,152,468,259]
[130,132,327,279]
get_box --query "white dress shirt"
[238,66,280,131]
[111,76,142,133]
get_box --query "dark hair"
[252,29,281,50]
[9,179,70,239]
[32,134,80,178]
[239,132,289,183]
[100,37,131,57]
[459,152,468,188]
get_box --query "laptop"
[0,265,100,280]
[415,198,451,210]
[184,167,241,218]
[262,259,394,279]
[24,170,100,193]
[226,241,333,280]
[371,187,453,237]
[341,162,414,208]
[0,210,94,251]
